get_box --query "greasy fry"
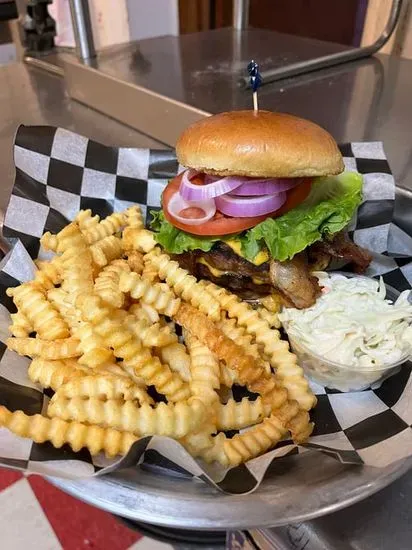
[56,375,153,404]
[145,249,220,320]
[59,224,94,301]
[219,363,236,387]
[129,303,160,324]
[47,288,82,330]
[4,205,316,468]
[141,258,160,283]
[126,317,177,347]
[7,336,80,360]
[9,312,32,338]
[256,306,280,328]
[0,406,137,457]
[48,396,206,438]
[124,205,144,229]
[217,317,271,375]
[206,400,301,466]
[126,251,144,274]
[78,295,190,401]
[83,212,125,244]
[75,209,100,230]
[90,235,122,267]
[185,331,219,405]
[119,271,180,316]
[28,358,85,391]
[94,259,130,308]
[175,303,275,397]
[216,398,271,431]
[7,283,70,340]
[155,342,191,382]
[122,227,156,253]
[197,281,316,410]
[33,257,62,290]
[74,322,114,368]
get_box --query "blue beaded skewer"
[247,60,262,111]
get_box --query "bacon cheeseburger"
[151,110,371,308]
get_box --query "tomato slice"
[162,173,312,236]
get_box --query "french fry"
[55,375,153,404]
[59,224,94,301]
[9,312,32,338]
[7,283,70,340]
[126,317,177,347]
[83,212,125,244]
[126,251,144,274]
[47,288,82,330]
[197,280,289,357]
[145,249,220,320]
[33,256,62,290]
[75,209,100,231]
[124,205,144,229]
[122,227,156,253]
[216,398,271,431]
[180,424,216,458]
[7,336,80,360]
[217,317,271,374]
[204,400,302,466]
[141,258,160,283]
[119,271,181,317]
[40,231,58,252]
[95,363,138,381]
[78,295,190,401]
[0,406,137,457]
[28,358,85,391]
[48,396,206,438]
[128,303,160,324]
[90,235,122,267]
[4,205,316,467]
[185,331,219,405]
[256,306,280,328]
[74,322,114,368]
[197,281,316,410]
[174,303,276,397]
[43,222,81,254]
[219,363,236,387]
[94,259,130,309]
[155,342,191,382]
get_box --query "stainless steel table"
[0,62,164,218]
[1,53,412,547]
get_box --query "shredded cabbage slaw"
[279,272,412,369]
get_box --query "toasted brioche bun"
[176,110,344,178]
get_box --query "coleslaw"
[279,272,412,368]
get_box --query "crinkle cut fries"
[3,206,316,467]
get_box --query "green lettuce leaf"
[150,210,224,254]
[243,172,363,261]
[150,172,363,261]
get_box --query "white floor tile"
[0,478,62,550]
[129,536,173,550]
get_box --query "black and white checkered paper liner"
[0,125,411,495]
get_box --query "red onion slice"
[230,178,303,196]
[179,169,247,201]
[215,192,286,218]
[167,191,216,225]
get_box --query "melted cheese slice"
[225,239,269,266]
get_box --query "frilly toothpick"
[247,60,262,112]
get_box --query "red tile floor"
[0,467,172,550]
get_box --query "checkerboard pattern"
[0,125,412,495]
